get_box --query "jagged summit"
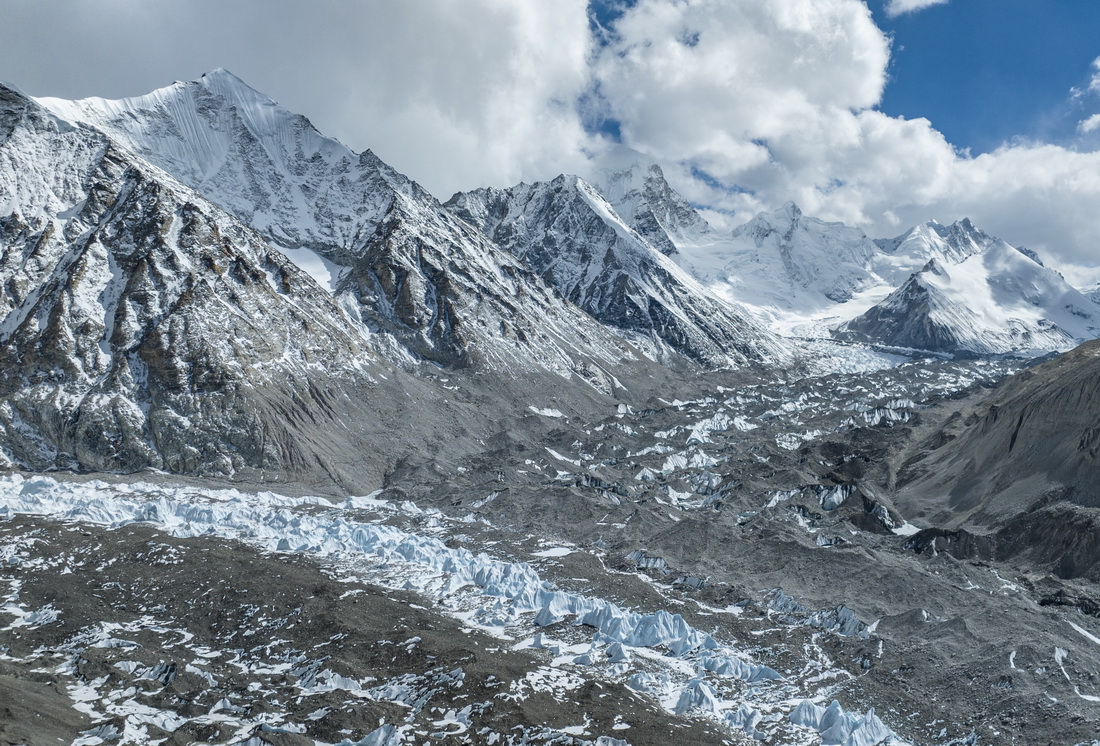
[448,174,789,367]
[588,145,711,257]
[872,217,998,284]
[37,69,384,248]
[837,241,1100,355]
[35,71,642,376]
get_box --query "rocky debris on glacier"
[378,352,1100,745]
[0,474,907,745]
[3,351,1100,743]
[0,512,734,745]
[448,174,789,368]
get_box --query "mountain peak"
[779,200,802,218]
[193,67,273,105]
[588,145,710,254]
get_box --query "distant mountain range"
[2,68,1098,475]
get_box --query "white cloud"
[1080,114,1100,134]
[884,0,949,18]
[0,0,597,200]
[2,0,1098,272]
[312,0,597,199]
[586,0,1100,271]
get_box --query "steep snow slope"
[589,146,711,257]
[37,70,640,377]
[837,243,1100,355]
[677,203,883,321]
[872,218,996,284]
[448,175,789,368]
[0,82,384,474]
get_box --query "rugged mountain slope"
[891,339,1100,579]
[837,242,1100,355]
[38,69,640,377]
[0,82,394,476]
[448,175,787,367]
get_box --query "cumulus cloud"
[1080,114,1100,134]
[312,0,597,198]
[0,0,597,199]
[587,0,1100,274]
[1,0,1098,275]
[884,0,950,18]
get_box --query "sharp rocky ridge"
[447,172,789,367]
[35,69,648,377]
[0,82,392,477]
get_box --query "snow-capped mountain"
[1079,282,1100,305]
[588,146,711,257]
[660,196,1100,357]
[836,242,1100,355]
[6,69,1100,746]
[36,69,640,377]
[680,202,883,320]
[872,217,996,284]
[0,82,382,474]
[448,174,789,367]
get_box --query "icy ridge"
[449,174,790,368]
[838,243,1100,356]
[35,70,641,376]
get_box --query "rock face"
[837,243,1100,355]
[589,146,711,257]
[37,69,640,375]
[0,83,385,476]
[894,339,1100,576]
[448,174,788,367]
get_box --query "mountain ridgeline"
[1,68,1099,484]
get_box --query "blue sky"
[589,0,1100,154]
[870,0,1100,153]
